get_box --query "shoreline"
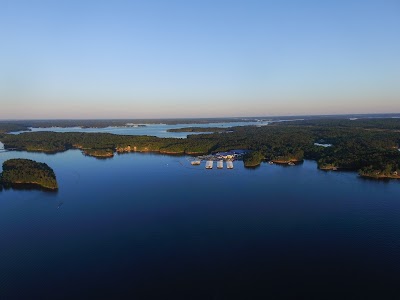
[2,147,400,181]
[4,146,399,181]
[1,181,59,191]
[271,159,302,164]
[359,173,400,180]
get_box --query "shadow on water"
[244,164,262,170]
[358,175,398,184]
[245,160,305,170]
[317,167,358,175]
[116,151,190,158]
[274,160,305,167]
[84,155,114,160]
[2,149,67,156]
[0,183,59,193]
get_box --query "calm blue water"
[11,121,269,138]
[1,150,400,299]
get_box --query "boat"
[191,160,201,165]
[226,161,233,169]
[288,162,295,166]
[217,160,223,169]
[268,161,274,165]
[205,161,213,169]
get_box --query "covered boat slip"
[189,158,234,170]
[205,160,233,169]
[217,160,223,169]
[206,161,213,169]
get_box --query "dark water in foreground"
[1,150,400,299]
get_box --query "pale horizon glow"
[1,0,399,119]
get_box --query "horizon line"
[1,112,400,122]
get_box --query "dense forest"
[278,118,400,130]
[0,159,58,190]
[0,123,30,135]
[1,118,400,179]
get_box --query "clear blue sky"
[1,0,399,119]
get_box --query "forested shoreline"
[1,118,399,179]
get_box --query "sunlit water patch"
[314,143,332,147]
[10,121,270,138]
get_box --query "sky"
[0,0,399,119]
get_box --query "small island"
[0,159,58,190]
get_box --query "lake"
[1,150,400,299]
[10,121,270,138]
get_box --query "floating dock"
[217,160,223,169]
[205,161,213,169]
[226,161,233,169]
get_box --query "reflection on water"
[1,183,59,193]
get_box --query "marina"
[188,150,244,170]
[192,159,233,170]
[197,150,247,161]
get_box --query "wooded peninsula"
[1,118,399,179]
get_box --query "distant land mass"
[1,115,399,180]
[0,113,399,132]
